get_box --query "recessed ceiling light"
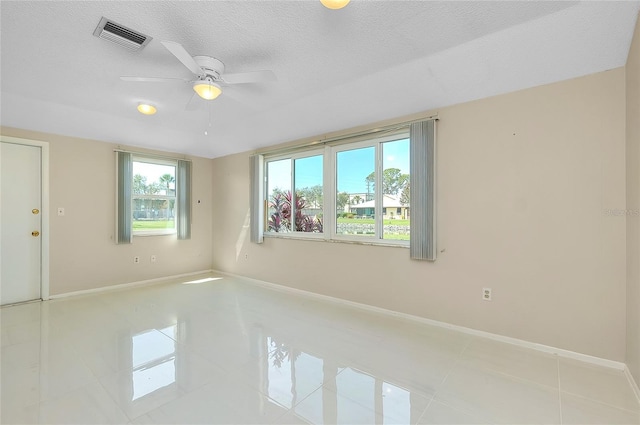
[321,0,350,9]
[137,103,157,115]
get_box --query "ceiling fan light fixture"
[320,0,350,9]
[137,103,157,115]
[193,81,222,100]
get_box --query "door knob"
[32,209,39,214]
[31,231,40,237]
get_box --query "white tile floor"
[1,273,639,425]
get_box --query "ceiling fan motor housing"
[194,56,225,81]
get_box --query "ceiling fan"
[121,41,276,102]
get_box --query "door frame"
[1,135,50,301]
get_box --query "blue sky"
[337,146,375,193]
[295,155,323,189]
[268,138,409,194]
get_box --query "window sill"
[263,232,409,248]
[133,232,176,237]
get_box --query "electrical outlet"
[150,255,157,263]
[483,288,492,301]
[133,256,140,264]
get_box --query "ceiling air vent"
[93,17,152,51]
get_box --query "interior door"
[1,141,42,305]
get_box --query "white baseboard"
[217,270,627,372]
[48,270,213,300]
[625,366,640,403]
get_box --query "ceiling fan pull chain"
[205,101,213,136]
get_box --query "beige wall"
[626,13,640,384]
[0,127,213,295]
[212,68,627,362]
[0,53,631,365]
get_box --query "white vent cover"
[93,17,151,51]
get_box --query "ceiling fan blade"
[120,76,190,83]
[161,41,205,77]
[222,70,276,85]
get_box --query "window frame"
[131,155,178,237]
[264,148,326,239]
[263,129,410,247]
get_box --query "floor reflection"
[131,326,177,401]
[260,332,424,424]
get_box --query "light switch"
[57,207,65,216]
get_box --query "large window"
[132,158,176,235]
[264,132,410,245]
[255,119,435,258]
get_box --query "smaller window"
[132,157,177,235]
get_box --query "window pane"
[132,161,176,233]
[294,155,323,233]
[267,159,292,232]
[382,139,410,240]
[132,198,175,230]
[336,147,375,237]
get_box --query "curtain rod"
[319,114,438,145]
[114,149,192,163]
[257,114,438,156]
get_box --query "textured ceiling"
[1,1,639,158]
